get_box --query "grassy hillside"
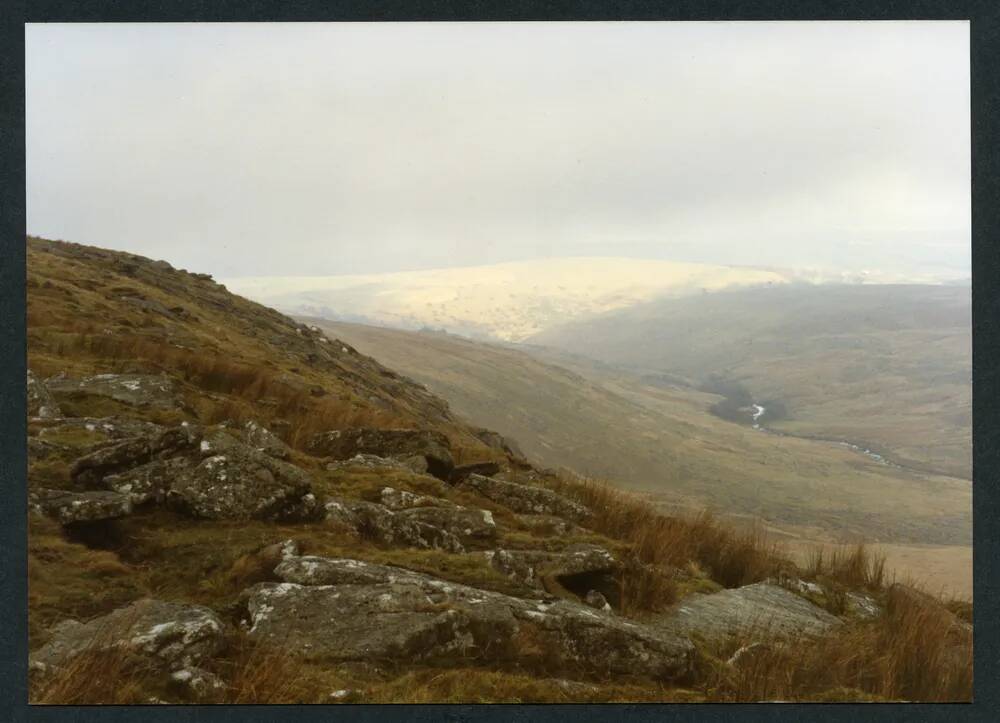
[529,284,971,480]
[25,238,972,703]
[306,319,970,549]
[26,237,498,463]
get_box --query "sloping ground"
[25,238,971,703]
[305,320,970,548]
[530,283,971,480]
[27,237,495,462]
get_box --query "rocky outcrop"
[30,599,226,675]
[238,420,292,460]
[326,454,432,476]
[29,488,132,524]
[395,506,497,544]
[450,461,501,483]
[166,447,320,522]
[104,457,192,505]
[242,555,696,680]
[460,474,590,522]
[485,545,618,591]
[71,424,201,485]
[47,373,182,410]
[473,428,527,464]
[243,581,478,664]
[69,423,321,521]
[307,429,455,480]
[27,370,62,419]
[659,583,842,641]
[274,556,418,587]
[324,498,464,553]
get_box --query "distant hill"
[307,318,970,547]
[224,257,788,342]
[530,284,971,479]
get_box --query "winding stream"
[747,402,899,469]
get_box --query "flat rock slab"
[167,448,320,521]
[395,505,497,543]
[30,599,226,675]
[71,424,202,484]
[307,428,455,481]
[244,582,474,664]
[47,373,181,410]
[238,420,292,460]
[70,423,321,521]
[660,583,842,642]
[29,488,132,524]
[461,474,590,522]
[105,457,193,505]
[249,555,696,680]
[324,498,464,553]
[485,544,618,589]
[326,454,432,476]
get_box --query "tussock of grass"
[30,647,163,705]
[549,475,786,594]
[702,583,972,702]
[616,554,679,616]
[805,544,887,591]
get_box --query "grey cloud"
[26,21,969,278]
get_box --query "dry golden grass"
[615,554,679,617]
[30,604,165,705]
[804,544,887,591]
[30,647,160,705]
[37,330,399,447]
[703,582,972,702]
[550,475,787,594]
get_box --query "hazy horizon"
[27,22,970,280]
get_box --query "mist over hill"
[224,257,790,342]
[307,317,970,550]
[530,283,971,479]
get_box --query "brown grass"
[805,544,887,591]
[704,583,972,702]
[35,330,399,449]
[616,554,679,617]
[30,647,161,704]
[550,475,787,594]
[29,605,165,704]
[215,637,331,704]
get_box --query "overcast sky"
[26,22,970,279]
